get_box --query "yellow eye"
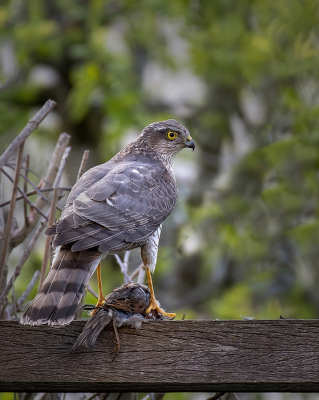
[166,131,178,140]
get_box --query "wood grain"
[0,320,319,392]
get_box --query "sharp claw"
[146,302,176,320]
[92,296,105,315]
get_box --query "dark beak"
[185,138,195,151]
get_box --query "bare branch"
[1,168,49,220]
[4,163,52,204]
[0,142,25,269]
[124,251,130,265]
[87,284,98,300]
[137,266,146,285]
[10,132,71,249]
[0,169,5,229]
[0,187,71,209]
[6,161,41,180]
[153,394,165,400]
[77,150,90,181]
[16,270,40,310]
[123,251,131,284]
[10,285,17,319]
[0,220,45,303]
[0,100,56,170]
[23,154,30,227]
[85,394,99,400]
[130,263,144,281]
[205,393,227,400]
[114,254,133,284]
[39,146,71,289]
[97,394,110,400]
[140,395,156,400]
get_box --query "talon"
[144,267,176,319]
[91,295,104,316]
[146,301,176,319]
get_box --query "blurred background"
[1,0,319,399]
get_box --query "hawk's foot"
[144,266,176,319]
[145,299,176,320]
[92,263,104,316]
[91,295,105,316]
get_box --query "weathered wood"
[0,319,319,392]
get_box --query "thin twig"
[123,251,130,284]
[0,142,25,269]
[6,161,41,180]
[10,132,71,249]
[16,270,40,310]
[130,263,144,280]
[23,154,30,227]
[205,393,227,400]
[114,254,133,284]
[0,186,71,208]
[87,284,98,299]
[11,284,17,318]
[1,168,49,220]
[124,250,130,264]
[77,150,90,181]
[98,394,110,400]
[4,164,52,205]
[0,170,4,229]
[4,303,10,319]
[140,395,156,400]
[137,265,146,285]
[39,146,71,289]
[153,394,165,400]
[85,394,99,400]
[0,220,45,302]
[20,393,34,400]
[0,99,56,170]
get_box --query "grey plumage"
[20,119,194,326]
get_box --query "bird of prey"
[20,119,195,326]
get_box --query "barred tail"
[20,246,101,326]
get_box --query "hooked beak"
[185,135,195,151]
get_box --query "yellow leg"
[92,263,104,315]
[145,267,176,319]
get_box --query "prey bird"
[70,282,164,352]
[20,119,195,326]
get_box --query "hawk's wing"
[46,161,177,253]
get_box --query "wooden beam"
[1,320,319,392]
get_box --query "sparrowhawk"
[20,119,195,326]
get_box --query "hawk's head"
[139,119,195,164]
